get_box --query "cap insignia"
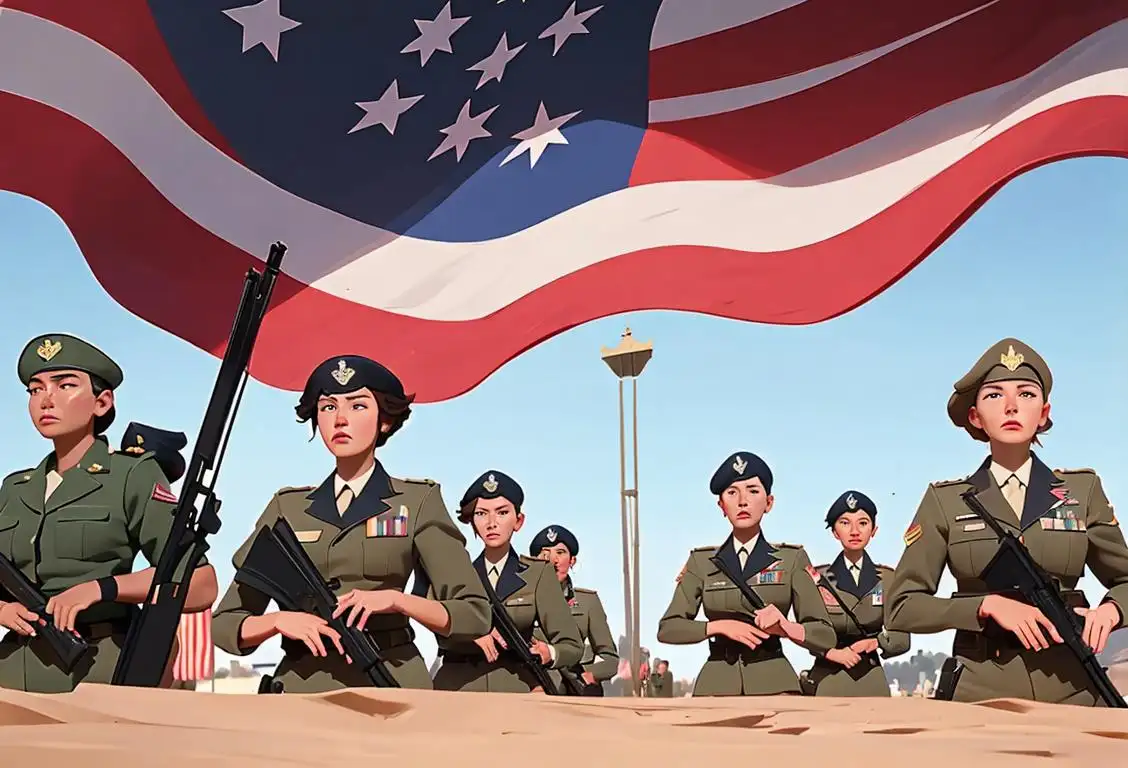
[846,493,857,510]
[36,339,62,362]
[331,359,355,386]
[546,527,558,543]
[732,455,748,475]
[483,473,499,493]
[1000,344,1024,372]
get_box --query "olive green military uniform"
[431,549,584,692]
[648,668,674,697]
[212,464,490,692]
[886,338,1128,705]
[804,554,910,697]
[0,335,198,693]
[533,578,620,693]
[657,534,836,696]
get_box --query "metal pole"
[617,378,634,695]
[630,376,642,696]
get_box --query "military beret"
[825,490,877,527]
[121,422,188,483]
[458,470,524,521]
[18,333,123,389]
[947,338,1053,442]
[709,451,773,495]
[296,355,407,415]
[529,525,579,557]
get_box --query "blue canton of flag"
[149,0,662,241]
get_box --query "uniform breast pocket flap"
[51,505,112,560]
[366,506,410,538]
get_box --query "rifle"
[961,490,1127,708]
[0,554,90,673]
[232,517,399,688]
[111,242,287,687]
[807,569,879,645]
[484,583,563,695]
[709,554,767,611]
[558,663,597,696]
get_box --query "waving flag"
[2,0,1127,402]
[173,610,215,682]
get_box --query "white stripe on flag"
[173,611,214,682]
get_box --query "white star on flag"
[501,103,581,168]
[222,0,302,61]
[401,2,471,67]
[430,99,499,162]
[467,33,526,90]
[539,2,603,56]
[349,80,424,135]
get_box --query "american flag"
[173,611,215,682]
[2,1,1127,401]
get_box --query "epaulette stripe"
[278,485,316,494]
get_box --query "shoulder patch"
[1054,467,1096,475]
[400,476,437,485]
[277,485,316,495]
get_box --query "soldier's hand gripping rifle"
[485,584,563,695]
[232,517,399,688]
[111,242,286,687]
[0,554,89,673]
[962,490,1127,708]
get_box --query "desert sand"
[2,675,1128,768]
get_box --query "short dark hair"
[295,388,414,448]
[89,374,115,435]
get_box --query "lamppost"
[600,326,652,696]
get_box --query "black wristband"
[97,576,118,602]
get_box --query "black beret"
[709,452,773,495]
[825,490,877,528]
[296,355,407,416]
[121,422,188,484]
[459,470,524,514]
[529,525,579,557]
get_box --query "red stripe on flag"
[2,89,1125,402]
[5,0,239,161]
[649,0,993,99]
[173,611,214,681]
[636,1,1128,184]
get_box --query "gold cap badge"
[846,493,857,510]
[483,473,499,493]
[36,339,62,361]
[1000,344,1024,372]
[732,455,748,475]
[331,359,355,386]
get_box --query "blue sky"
[1,156,1125,680]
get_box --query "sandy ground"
[0,671,1126,767]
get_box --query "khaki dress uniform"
[886,338,1128,705]
[0,335,202,693]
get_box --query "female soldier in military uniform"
[886,338,1128,705]
[802,490,910,697]
[658,452,835,696]
[430,471,583,692]
[529,524,620,695]
[211,355,490,692]
[0,334,218,693]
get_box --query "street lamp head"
[600,326,653,379]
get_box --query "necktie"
[737,547,749,569]
[336,485,354,515]
[1002,474,1025,518]
[849,564,860,584]
[488,566,500,588]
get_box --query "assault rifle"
[709,554,767,611]
[485,584,563,696]
[962,490,1127,708]
[112,242,286,686]
[807,569,880,645]
[0,554,90,673]
[232,517,399,688]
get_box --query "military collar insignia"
[86,463,105,473]
[331,359,355,386]
[36,338,62,361]
[1000,344,1023,372]
[483,473,499,493]
[732,455,748,475]
[125,434,145,455]
[846,493,857,510]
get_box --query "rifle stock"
[111,242,287,687]
[233,517,399,688]
[0,554,90,673]
[962,490,1127,708]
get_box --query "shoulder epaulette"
[691,545,715,553]
[1054,467,1095,475]
[115,447,152,461]
[773,541,803,550]
[931,474,970,488]
[876,563,895,572]
[574,586,596,594]
[518,554,543,565]
[4,469,34,484]
[277,485,316,495]
[400,476,437,485]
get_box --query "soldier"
[886,338,1128,705]
[211,355,490,692]
[529,524,620,695]
[0,334,218,693]
[802,490,910,697]
[657,451,836,696]
[649,658,674,697]
[430,471,583,692]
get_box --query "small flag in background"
[173,611,214,682]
